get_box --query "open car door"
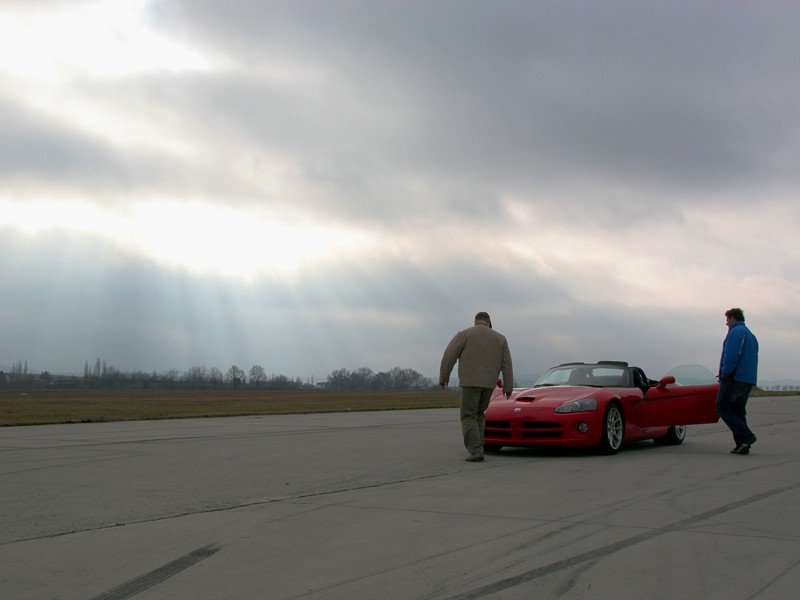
[637,365,719,427]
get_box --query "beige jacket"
[439,322,514,391]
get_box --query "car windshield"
[665,364,716,385]
[534,364,629,388]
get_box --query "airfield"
[2,396,799,600]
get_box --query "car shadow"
[487,440,658,459]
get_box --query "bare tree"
[249,365,267,389]
[185,366,207,389]
[103,364,121,388]
[326,368,351,390]
[225,365,246,390]
[208,367,223,388]
[327,366,432,390]
[268,374,290,389]
[165,368,178,388]
[9,360,28,384]
[352,367,374,390]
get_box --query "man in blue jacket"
[717,307,759,454]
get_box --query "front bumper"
[484,411,603,448]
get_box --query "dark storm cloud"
[161,0,800,205]
[0,88,260,200]
[244,258,568,316]
[8,1,798,219]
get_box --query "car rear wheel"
[598,403,624,455]
[654,425,687,446]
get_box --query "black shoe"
[731,443,751,455]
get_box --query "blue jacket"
[719,321,759,385]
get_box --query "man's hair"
[725,307,745,322]
[474,311,492,328]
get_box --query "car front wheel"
[598,403,624,455]
[654,425,687,446]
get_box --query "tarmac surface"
[2,396,799,600]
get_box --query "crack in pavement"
[442,480,800,599]
[743,554,800,600]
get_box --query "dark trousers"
[460,386,493,457]
[716,379,756,445]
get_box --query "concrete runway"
[2,396,799,600]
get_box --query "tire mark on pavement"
[445,480,800,600]
[0,418,456,452]
[0,453,143,478]
[87,543,220,600]
[554,559,596,598]
[1,465,505,545]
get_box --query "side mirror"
[657,375,676,391]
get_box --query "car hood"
[490,385,601,409]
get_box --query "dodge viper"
[484,362,719,454]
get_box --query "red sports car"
[484,362,719,454]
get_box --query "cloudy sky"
[1,0,798,384]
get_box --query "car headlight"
[554,398,598,413]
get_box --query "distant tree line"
[761,385,800,392]
[0,359,435,391]
[1,360,37,386]
[76,360,310,390]
[325,366,432,391]
[4,359,798,393]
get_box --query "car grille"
[485,420,512,438]
[520,421,562,438]
[485,420,563,439]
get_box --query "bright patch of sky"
[0,1,213,80]
[0,199,374,278]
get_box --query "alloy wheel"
[606,405,623,450]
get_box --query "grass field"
[1,387,794,427]
[751,389,799,397]
[0,387,461,426]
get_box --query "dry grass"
[4,386,793,427]
[0,387,460,426]
[752,389,800,397]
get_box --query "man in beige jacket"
[440,312,514,461]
